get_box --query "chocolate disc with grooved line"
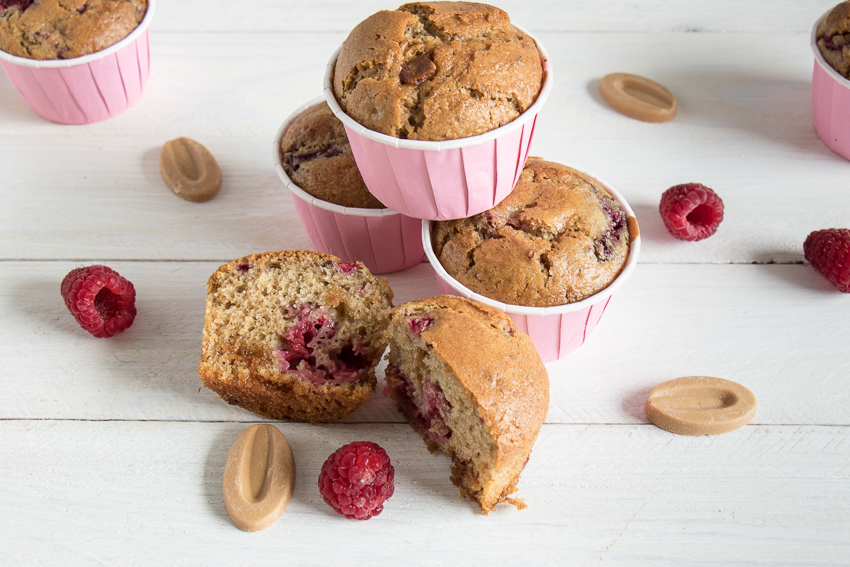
[223,424,296,531]
[160,137,222,202]
[645,376,756,435]
[599,73,677,123]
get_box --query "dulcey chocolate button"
[599,73,677,123]
[223,424,296,531]
[644,376,756,435]
[159,137,222,202]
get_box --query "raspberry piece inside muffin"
[803,228,850,292]
[275,303,369,385]
[0,0,33,11]
[384,367,452,444]
[659,183,724,241]
[318,441,395,520]
[60,265,137,338]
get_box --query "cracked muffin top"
[432,159,634,307]
[331,1,543,141]
[280,102,385,209]
[0,0,146,60]
[817,1,850,79]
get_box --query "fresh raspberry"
[803,229,850,293]
[659,183,724,241]
[60,265,137,338]
[318,441,395,520]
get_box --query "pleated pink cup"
[0,0,155,125]
[322,25,553,221]
[811,9,850,161]
[273,98,425,275]
[422,168,641,363]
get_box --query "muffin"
[383,295,548,514]
[432,158,631,307]
[331,1,543,141]
[817,1,850,79]
[199,250,394,423]
[279,101,385,209]
[0,0,148,60]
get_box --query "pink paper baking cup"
[811,9,850,161]
[273,98,425,275]
[323,25,553,221]
[0,0,155,125]
[422,167,640,363]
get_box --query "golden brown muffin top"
[332,1,543,141]
[280,102,385,209]
[817,1,850,79]
[0,0,147,60]
[390,294,548,464]
[433,159,633,307]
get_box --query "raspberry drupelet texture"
[803,228,850,292]
[60,265,137,338]
[318,441,395,520]
[659,183,724,241]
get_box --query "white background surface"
[1,1,848,565]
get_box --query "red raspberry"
[659,183,724,241]
[318,441,395,520]
[60,265,137,338]
[803,229,850,293]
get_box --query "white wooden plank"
[0,421,847,566]
[1,261,847,425]
[2,30,846,263]
[150,0,839,34]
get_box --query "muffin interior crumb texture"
[433,159,631,307]
[333,1,544,141]
[384,295,548,514]
[0,0,147,60]
[818,1,850,79]
[199,250,394,423]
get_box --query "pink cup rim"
[422,165,641,317]
[0,0,156,68]
[322,23,553,152]
[811,8,850,90]
[273,96,404,218]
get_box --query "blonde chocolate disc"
[599,73,677,123]
[223,424,296,531]
[645,376,756,435]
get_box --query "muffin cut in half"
[199,250,394,423]
[383,295,549,514]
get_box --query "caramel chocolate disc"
[599,73,677,123]
[160,137,222,202]
[645,376,756,435]
[223,424,296,531]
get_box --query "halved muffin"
[199,250,393,423]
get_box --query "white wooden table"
[2,1,848,565]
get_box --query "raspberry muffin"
[279,101,384,209]
[383,295,549,514]
[0,0,148,60]
[332,1,543,141]
[817,1,850,79]
[432,158,632,306]
[199,250,394,423]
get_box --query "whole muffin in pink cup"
[423,159,641,362]
[274,98,425,275]
[0,0,153,124]
[812,1,850,160]
[323,1,553,221]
